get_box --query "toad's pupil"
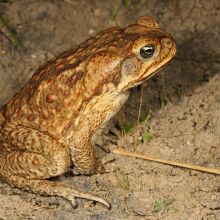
[140,45,155,59]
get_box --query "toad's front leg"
[69,92,129,175]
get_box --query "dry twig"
[113,149,220,175]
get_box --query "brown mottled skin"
[0,17,176,208]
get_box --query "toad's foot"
[5,175,111,209]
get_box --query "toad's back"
[1,21,168,138]
[1,26,135,137]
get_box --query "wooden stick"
[112,149,220,175]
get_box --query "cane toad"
[0,16,176,208]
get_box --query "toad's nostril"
[161,38,173,49]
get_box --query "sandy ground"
[0,0,220,219]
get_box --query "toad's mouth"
[131,61,170,88]
[120,61,170,92]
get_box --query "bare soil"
[0,0,219,219]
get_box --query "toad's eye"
[140,45,155,59]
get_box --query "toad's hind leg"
[0,126,110,208]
